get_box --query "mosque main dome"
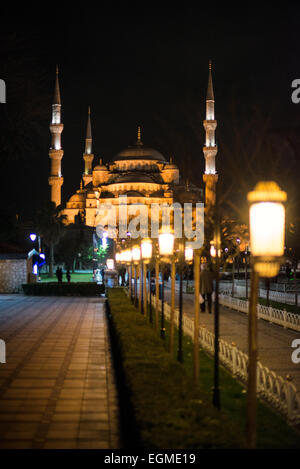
[113,144,167,163]
[112,127,167,163]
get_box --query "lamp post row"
[116,233,194,365]
[114,180,287,450]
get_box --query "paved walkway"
[164,287,300,390]
[0,295,120,449]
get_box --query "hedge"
[107,288,245,449]
[22,282,105,296]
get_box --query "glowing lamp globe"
[185,247,193,262]
[248,181,286,277]
[141,238,152,262]
[106,259,114,270]
[123,249,132,263]
[158,232,174,257]
[132,246,141,263]
[119,251,126,264]
[210,244,216,258]
[30,233,37,242]
[210,242,221,258]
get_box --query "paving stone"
[0,296,120,449]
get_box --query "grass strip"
[107,288,245,449]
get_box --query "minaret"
[203,60,218,206]
[83,106,94,186]
[48,65,64,206]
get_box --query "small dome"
[164,157,178,169]
[69,192,85,202]
[94,158,107,171]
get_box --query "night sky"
[1,3,299,220]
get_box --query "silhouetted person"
[56,267,63,283]
[55,267,60,282]
[66,269,71,283]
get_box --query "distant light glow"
[29,233,37,242]
[40,253,45,259]
[33,263,38,275]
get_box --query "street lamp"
[132,245,141,308]
[177,238,185,362]
[124,249,133,300]
[185,243,200,382]
[158,230,174,339]
[246,181,286,449]
[141,238,153,318]
[210,219,221,410]
[248,182,286,277]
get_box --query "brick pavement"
[0,295,120,449]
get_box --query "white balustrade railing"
[143,292,300,425]
[220,282,299,305]
[219,293,300,332]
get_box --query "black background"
[0,2,299,219]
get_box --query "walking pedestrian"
[57,267,63,283]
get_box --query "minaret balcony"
[48,175,64,186]
[203,145,218,156]
[49,123,64,134]
[49,148,64,160]
[203,120,217,131]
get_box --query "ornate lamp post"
[210,222,221,409]
[247,181,286,449]
[123,249,132,297]
[177,238,186,362]
[244,246,250,299]
[186,245,201,381]
[158,231,174,339]
[132,245,141,308]
[141,238,153,318]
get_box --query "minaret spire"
[48,65,64,206]
[83,105,94,186]
[203,60,218,206]
[53,65,61,106]
[206,60,214,102]
[136,125,143,145]
[85,105,92,154]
